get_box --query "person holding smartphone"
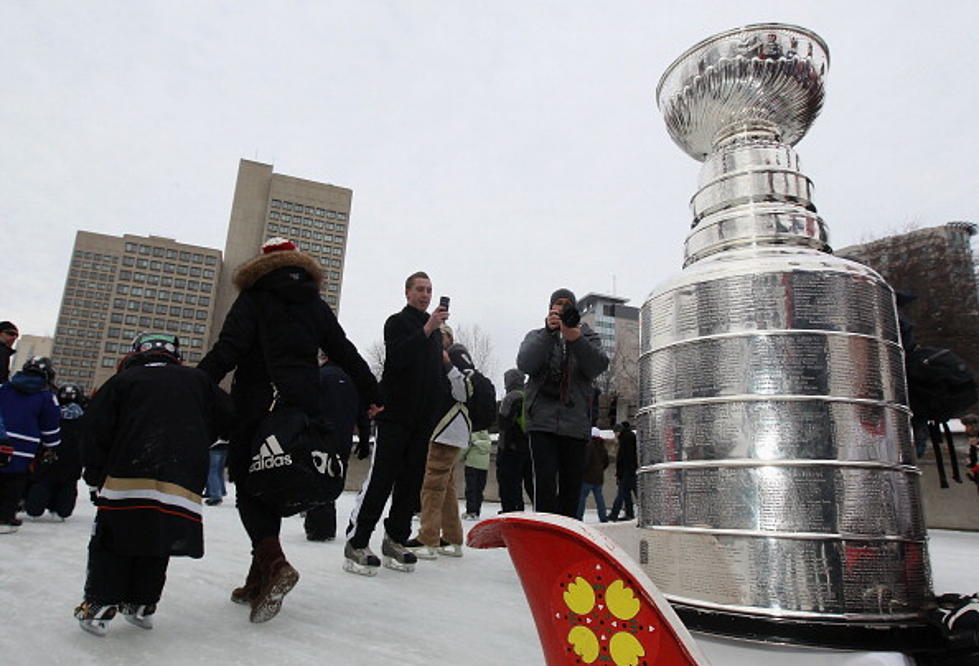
[344,271,451,575]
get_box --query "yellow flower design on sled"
[560,567,649,666]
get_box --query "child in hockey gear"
[74,333,231,636]
[25,383,86,520]
[0,356,60,533]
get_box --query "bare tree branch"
[453,323,498,379]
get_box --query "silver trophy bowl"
[637,24,934,649]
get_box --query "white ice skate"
[120,603,155,629]
[381,534,417,572]
[404,538,438,560]
[437,540,463,558]
[74,602,117,637]
[343,541,380,577]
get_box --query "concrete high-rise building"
[578,292,640,426]
[13,335,53,366]
[837,221,979,379]
[211,160,352,346]
[51,231,222,391]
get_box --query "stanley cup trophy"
[637,24,937,649]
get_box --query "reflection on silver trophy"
[638,24,934,646]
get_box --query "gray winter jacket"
[516,323,608,440]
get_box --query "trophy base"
[673,603,947,653]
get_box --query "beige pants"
[418,442,464,547]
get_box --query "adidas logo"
[249,435,293,472]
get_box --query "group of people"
[0,238,644,637]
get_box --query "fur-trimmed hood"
[233,250,324,291]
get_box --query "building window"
[166,321,179,332]
[196,310,208,320]
[181,322,193,333]
[194,324,206,334]
[161,277,173,287]
[116,284,129,295]
[152,247,164,257]
[131,286,143,297]
[136,258,148,269]
[104,342,117,352]
[163,263,174,273]
[170,306,181,316]
[141,303,154,313]
[139,316,151,327]
[125,315,137,325]
[102,357,116,368]
[203,269,215,279]
[179,251,190,262]
[147,275,159,285]
[153,318,164,328]
[176,265,188,276]
[174,278,186,289]
[150,261,162,271]
[125,242,137,252]
[158,290,170,300]
[205,255,217,265]
[138,245,150,255]
[271,199,281,208]
[145,288,156,299]
[192,253,203,264]
[182,308,194,318]
[199,296,210,306]
[185,294,197,305]
[201,282,212,292]
[189,267,201,277]
[110,313,123,324]
[172,293,183,303]
[128,300,140,311]
[122,256,135,267]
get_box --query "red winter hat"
[261,237,297,254]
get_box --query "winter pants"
[609,474,637,520]
[496,445,535,513]
[464,466,487,516]
[576,482,608,522]
[25,478,78,518]
[83,530,169,606]
[237,488,282,548]
[528,432,586,518]
[205,447,228,501]
[418,442,464,547]
[0,473,29,522]
[346,419,430,548]
[304,501,338,540]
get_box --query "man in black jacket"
[198,238,380,622]
[608,421,638,522]
[344,270,448,575]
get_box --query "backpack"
[906,346,978,422]
[514,389,526,434]
[467,370,497,432]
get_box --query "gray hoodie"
[516,323,608,440]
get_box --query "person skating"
[608,421,638,522]
[74,333,231,636]
[198,237,380,619]
[0,356,60,533]
[344,271,448,575]
[405,335,474,559]
[25,383,86,521]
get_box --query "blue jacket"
[0,373,61,474]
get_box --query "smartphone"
[439,296,450,311]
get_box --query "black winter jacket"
[198,251,378,473]
[377,305,447,427]
[81,356,233,558]
[615,427,638,479]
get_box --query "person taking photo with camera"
[517,288,608,518]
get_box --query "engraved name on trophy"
[637,23,935,648]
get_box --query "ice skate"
[343,541,380,576]
[119,603,155,629]
[404,537,438,560]
[381,534,417,572]
[438,539,463,558]
[461,512,479,521]
[74,601,116,637]
[0,521,17,534]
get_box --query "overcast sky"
[3,1,978,386]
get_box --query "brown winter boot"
[249,536,299,623]
[230,554,261,605]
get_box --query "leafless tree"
[453,323,498,380]
[365,339,385,380]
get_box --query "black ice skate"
[119,603,156,629]
[343,541,381,576]
[381,534,417,573]
[74,601,117,637]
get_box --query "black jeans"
[609,473,637,519]
[84,523,169,606]
[496,444,534,512]
[346,419,430,548]
[464,467,487,516]
[528,431,586,518]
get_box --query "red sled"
[468,513,709,666]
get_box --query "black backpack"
[467,371,497,432]
[906,346,978,422]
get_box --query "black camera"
[559,303,580,328]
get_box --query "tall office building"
[51,231,222,391]
[578,292,640,426]
[211,159,352,346]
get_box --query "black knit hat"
[0,321,17,333]
[549,289,576,307]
